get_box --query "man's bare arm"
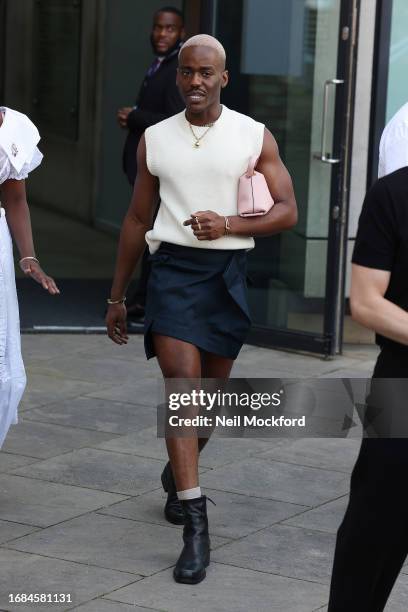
[107,135,159,344]
[229,128,297,236]
[110,134,159,301]
[184,128,297,240]
[351,264,408,345]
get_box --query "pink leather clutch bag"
[238,156,274,217]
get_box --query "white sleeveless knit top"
[145,105,264,254]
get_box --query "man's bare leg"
[198,350,234,453]
[153,334,202,491]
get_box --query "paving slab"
[231,363,310,378]
[5,512,229,575]
[95,427,273,469]
[14,448,168,495]
[386,573,408,611]
[72,600,156,611]
[94,490,182,532]
[283,496,349,534]
[4,335,384,611]
[0,548,139,612]
[200,456,349,506]
[0,452,39,472]
[232,348,369,377]
[95,426,169,461]
[75,339,151,364]
[98,487,307,540]
[341,344,378,357]
[317,361,374,378]
[197,437,276,468]
[0,474,125,527]
[104,563,329,612]
[19,373,108,411]
[319,365,375,378]
[86,378,162,407]
[23,397,154,435]
[213,524,335,584]
[0,520,38,545]
[2,420,118,459]
[257,438,360,473]
[21,333,91,362]
[34,333,144,356]
[27,355,157,385]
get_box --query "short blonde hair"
[179,34,226,66]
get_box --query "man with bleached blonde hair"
[107,34,297,585]
[179,33,226,64]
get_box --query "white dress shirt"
[378,102,408,178]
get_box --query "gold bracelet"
[224,216,231,236]
[107,296,127,305]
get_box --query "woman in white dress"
[0,106,59,447]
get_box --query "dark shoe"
[173,496,211,585]
[161,462,185,525]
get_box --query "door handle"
[314,79,344,164]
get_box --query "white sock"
[177,486,202,500]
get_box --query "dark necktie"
[146,58,161,78]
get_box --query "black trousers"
[328,346,408,611]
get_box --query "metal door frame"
[197,0,360,356]
[324,0,360,355]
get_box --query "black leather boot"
[173,496,210,584]
[161,462,185,525]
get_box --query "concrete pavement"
[0,335,406,611]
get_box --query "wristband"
[224,216,231,236]
[107,296,127,305]
[19,256,39,266]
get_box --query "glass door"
[210,0,358,355]
[0,0,5,103]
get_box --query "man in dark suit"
[118,6,185,186]
[117,6,185,318]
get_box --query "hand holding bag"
[237,155,274,217]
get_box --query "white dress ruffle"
[0,146,43,183]
[0,108,42,447]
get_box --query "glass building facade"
[1,0,406,353]
[386,0,408,121]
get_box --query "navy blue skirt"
[144,243,251,360]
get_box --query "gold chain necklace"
[188,122,214,148]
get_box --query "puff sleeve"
[7,147,43,181]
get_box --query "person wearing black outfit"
[328,167,408,611]
[117,6,185,318]
[118,6,185,185]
